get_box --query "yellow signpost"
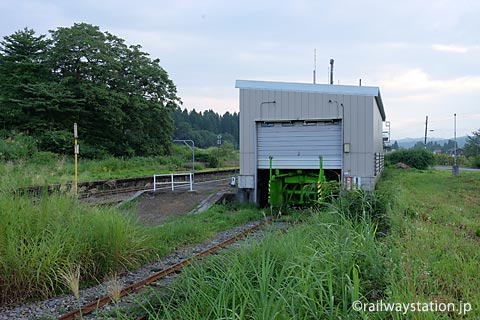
[74,123,79,196]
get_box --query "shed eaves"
[236,79,386,121]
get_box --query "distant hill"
[393,136,467,149]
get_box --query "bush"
[31,151,59,165]
[37,130,71,154]
[434,154,469,167]
[0,134,38,161]
[77,143,109,159]
[471,155,480,169]
[206,154,219,168]
[330,189,391,235]
[385,149,434,169]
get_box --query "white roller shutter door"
[257,121,342,169]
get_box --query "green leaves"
[464,129,480,158]
[0,23,180,157]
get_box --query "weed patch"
[139,201,388,319]
[378,168,480,319]
[0,193,261,306]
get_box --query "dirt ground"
[135,179,231,225]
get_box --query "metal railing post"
[171,173,174,191]
[154,175,157,191]
[189,173,193,191]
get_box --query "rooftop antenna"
[329,58,334,85]
[313,49,317,84]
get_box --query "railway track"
[57,217,273,320]
[11,168,238,199]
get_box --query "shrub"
[330,189,392,235]
[206,154,219,168]
[0,134,38,161]
[471,155,480,169]
[77,143,109,159]
[31,151,59,165]
[385,149,434,169]
[434,154,469,167]
[37,130,71,154]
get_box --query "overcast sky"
[1,0,479,140]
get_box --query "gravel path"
[0,218,287,320]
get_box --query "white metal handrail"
[153,173,193,192]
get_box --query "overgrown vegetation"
[0,191,261,306]
[385,149,435,169]
[391,127,480,169]
[138,191,390,319]
[433,153,470,167]
[132,168,479,319]
[0,142,238,189]
[0,192,152,305]
[379,168,480,319]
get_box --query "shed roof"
[236,79,386,121]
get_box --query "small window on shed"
[261,122,275,127]
[303,121,317,126]
[281,121,294,127]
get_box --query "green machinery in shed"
[268,156,327,207]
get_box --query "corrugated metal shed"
[236,79,386,204]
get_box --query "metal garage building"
[235,79,386,205]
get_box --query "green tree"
[441,139,456,153]
[412,141,425,150]
[391,140,399,150]
[464,129,480,157]
[172,108,239,149]
[0,28,55,133]
[0,23,180,157]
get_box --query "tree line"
[0,23,210,158]
[172,108,239,149]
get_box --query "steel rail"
[12,168,238,198]
[57,217,272,320]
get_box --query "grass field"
[379,168,480,319]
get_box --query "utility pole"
[424,115,428,146]
[452,113,458,177]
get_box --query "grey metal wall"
[238,84,385,201]
[239,89,339,181]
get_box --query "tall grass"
[140,196,389,319]
[0,193,262,306]
[0,192,155,305]
[378,168,480,319]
